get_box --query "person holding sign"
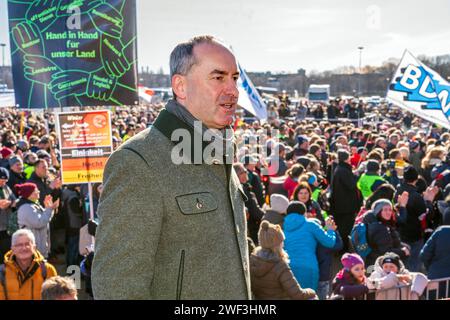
[92,35,251,299]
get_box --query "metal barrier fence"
[423,277,450,300]
[363,284,411,300]
[361,276,450,300]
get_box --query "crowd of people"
[1,93,450,300]
[0,104,162,299]
[234,96,450,300]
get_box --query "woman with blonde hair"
[421,146,446,184]
[250,221,317,300]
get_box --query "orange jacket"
[0,250,57,300]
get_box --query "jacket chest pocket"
[175,192,218,215]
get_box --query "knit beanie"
[0,147,13,159]
[286,201,307,216]
[0,167,9,180]
[371,199,393,217]
[270,194,289,214]
[15,183,37,199]
[258,221,285,250]
[381,252,401,270]
[341,253,365,270]
[403,166,419,183]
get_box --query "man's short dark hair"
[337,149,350,163]
[169,35,217,79]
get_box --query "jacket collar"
[4,250,45,285]
[339,161,353,170]
[152,107,235,166]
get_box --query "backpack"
[0,261,47,300]
[350,223,372,258]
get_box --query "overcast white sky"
[1,0,449,73]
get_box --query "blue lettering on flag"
[239,65,264,111]
[391,64,450,116]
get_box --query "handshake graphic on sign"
[10,0,136,106]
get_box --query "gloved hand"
[49,70,89,100]
[23,54,62,85]
[12,21,45,56]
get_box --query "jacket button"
[196,198,204,209]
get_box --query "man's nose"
[224,78,239,99]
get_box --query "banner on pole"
[237,64,267,120]
[8,0,138,109]
[387,50,450,129]
[57,109,112,184]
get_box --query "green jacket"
[92,108,251,300]
[357,173,386,199]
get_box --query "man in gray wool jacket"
[92,35,252,300]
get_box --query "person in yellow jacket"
[0,229,57,300]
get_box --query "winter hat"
[258,220,285,250]
[366,160,380,173]
[341,253,365,270]
[0,147,13,159]
[371,199,392,217]
[381,252,401,270]
[403,166,419,183]
[16,140,29,152]
[0,167,9,180]
[9,156,22,167]
[409,141,420,151]
[36,149,51,159]
[357,147,368,155]
[286,201,307,216]
[297,156,311,169]
[270,194,290,214]
[296,135,309,147]
[307,173,318,185]
[15,182,37,199]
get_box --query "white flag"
[387,50,450,129]
[237,64,267,120]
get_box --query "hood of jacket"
[250,250,280,278]
[362,210,377,224]
[373,254,409,276]
[283,213,306,232]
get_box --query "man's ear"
[172,74,187,100]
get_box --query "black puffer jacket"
[362,210,407,267]
[395,183,432,243]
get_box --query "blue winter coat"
[283,214,336,291]
[317,231,344,281]
[420,226,450,279]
